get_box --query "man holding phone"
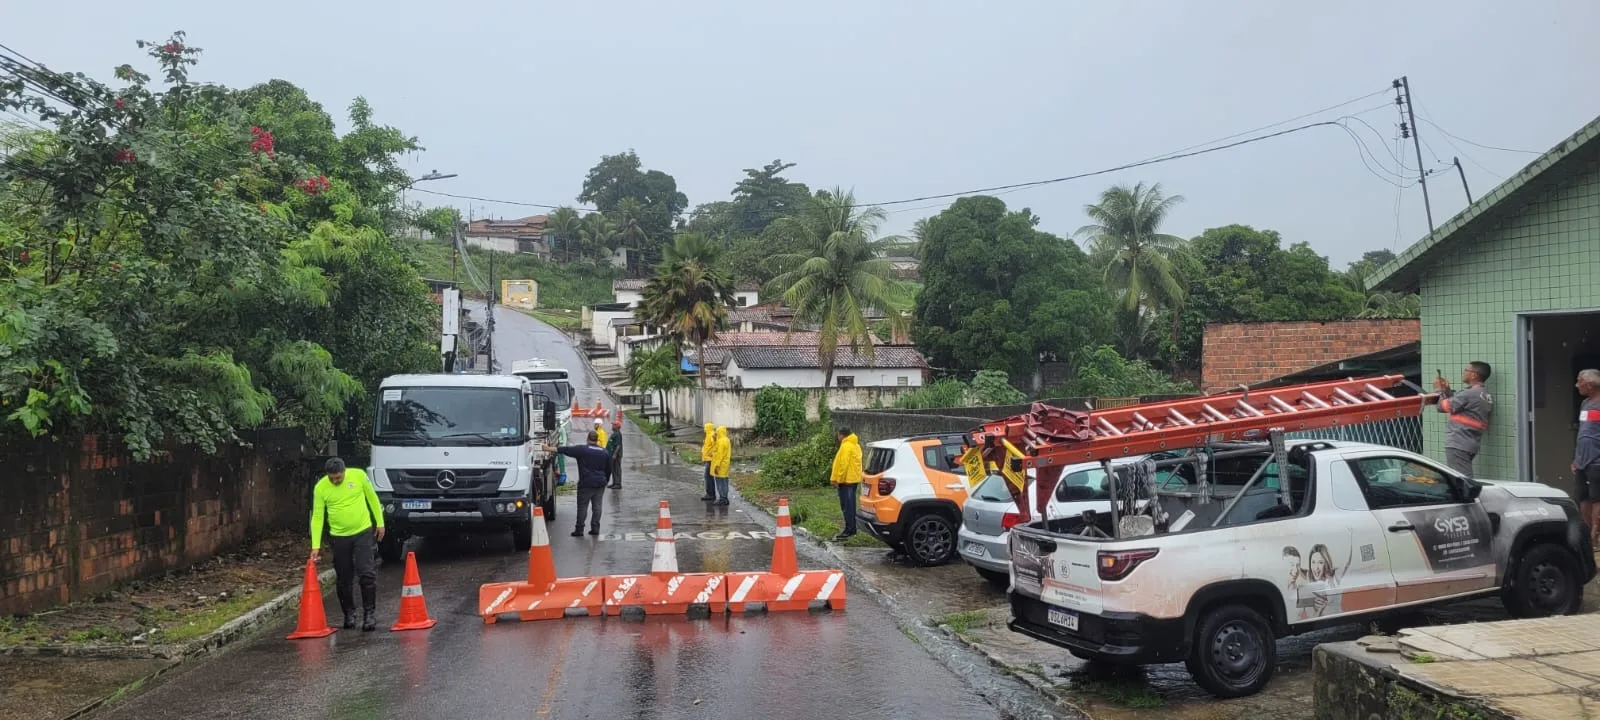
[1433,362,1493,479]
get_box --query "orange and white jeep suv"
[857,433,973,565]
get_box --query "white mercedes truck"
[369,373,561,561]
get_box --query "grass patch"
[1066,677,1166,709]
[1410,652,1437,664]
[157,589,268,643]
[0,616,47,646]
[556,483,577,495]
[522,308,582,331]
[935,610,988,636]
[733,472,880,548]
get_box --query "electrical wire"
[1416,107,1538,155]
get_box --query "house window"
[897,376,908,386]
[836,376,855,389]
[737,296,749,307]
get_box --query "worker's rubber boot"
[361,610,376,632]
[343,610,357,630]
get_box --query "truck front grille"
[386,468,506,497]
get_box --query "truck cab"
[510,359,573,451]
[369,373,560,561]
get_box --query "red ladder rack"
[968,375,1436,516]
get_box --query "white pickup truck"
[1007,436,1595,698]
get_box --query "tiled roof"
[465,215,547,237]
[1370,114,1600,292]
[708,332,828,347]
[736,281,760,292]
[727,345,927,370]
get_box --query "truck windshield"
[374,387,524,446]
[526,380,572,408]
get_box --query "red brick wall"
[1202,320,1420,392]
[0,429,310,615]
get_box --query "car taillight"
[1001,511,1026,530]
[877,477,896,495]
[1097,549,1159,581]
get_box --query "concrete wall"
[734,290,758,307]
[464,236,518,254]
[728,364,924,390]
[1202,319,1420,392]
[664,386,923,429]
[0,429,312,615]
[590,310,634,347]
[614,289,643,308]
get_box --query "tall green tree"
[1077,182,1188,347]
[638,233,737,422]
[578,212,617,259]
[729,159,812,236]
[577,150,686,264]
[912,196,1109,391]
[766,189,909,395]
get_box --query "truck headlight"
[384,503,395,514]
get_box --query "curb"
[12,568,335,720]
[733,496,1079,720]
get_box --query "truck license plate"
[1047,607,1079,632]
[401,500,432,510]
[963,541,987,558]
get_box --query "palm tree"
[625,342,691,430]
[614,198,649,276]
[638,233,737,423]
[545,206,582,262]
[766,189,909,396]
[1076,182,1187,347]
[578,213,617,261]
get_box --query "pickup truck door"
[1341,452,1496,605]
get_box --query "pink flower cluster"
[249,126,275,158]
[297,175,331,195]
[113,148,136,164]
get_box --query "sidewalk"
[1317,613,1600,719]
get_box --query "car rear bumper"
[378,491,531,533]
[957,525,1011,573]
[1008,592,1189,665]
[857,507,902,545]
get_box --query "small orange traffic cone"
[286,559,337,640]
[391,552,437,631]
[771,499,798,577]
[526,506,556,588]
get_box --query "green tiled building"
[1371,115,1600,494]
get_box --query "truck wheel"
[1185,603,1276,698]
[975,567,1010,590]
[1504,543,1583,618]
[904,513,957,566]
[511,520,533,552]
[378,534,405,564]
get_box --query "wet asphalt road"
[97,307,1002,720]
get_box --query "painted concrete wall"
[590,310,634,347]
[726,363,924,389]
[614,289,643,308]
[464,236,518,254]
[1418,154,1600,484]
[664,386,921,429]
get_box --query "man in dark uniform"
[1434,361,1493,479]
[546,431,612,537]
[1572,369,1600,544]
[607,418,624,489]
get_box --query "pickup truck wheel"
[1185,604,1276,698]
[904,513,957,566]
[975,567,1010,590]
[1504,543,1583,618]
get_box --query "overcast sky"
[8,1,1597,267]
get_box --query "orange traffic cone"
[771,499,798,577]
[390,552,437,631]
[526,506,556,588]
[286,559,337,640]
[650,500,678,577]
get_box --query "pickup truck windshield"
[375,387,523,445]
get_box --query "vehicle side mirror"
[543,401,558,432]
[1459,478,1482,502]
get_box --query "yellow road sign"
[999,439,1027,492]
[960,445,987,490]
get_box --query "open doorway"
[1521,312,1600,493]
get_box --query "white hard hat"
[593,418,603,425]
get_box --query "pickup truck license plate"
[963,541,987,558]
[401,500,432,510]
[1047,607,1079,632]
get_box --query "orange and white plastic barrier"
[603,500,728,615]
[571,401,609,419]
[724,499,847,613]
[390,551,437,631]
[478,507,603,622]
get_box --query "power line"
[1133,87,1392,164]
[411,187,597,213]
[1416,108,1538,155]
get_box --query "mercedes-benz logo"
[435,470,457,490]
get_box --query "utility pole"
[1452,157,1473,204]
[486,248,496,373]
[1395,76,1435,236]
